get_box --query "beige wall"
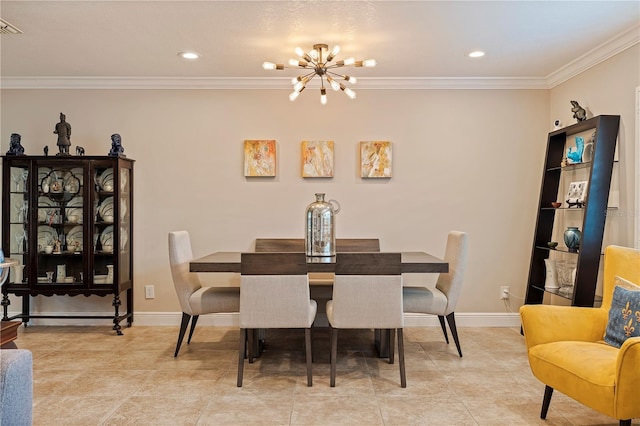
[549,44,640,248]
[2,43,638,320]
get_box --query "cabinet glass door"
[119,167,131,284]
[92,165,115,285]
[8,165,29,284]
[36,164,84,285]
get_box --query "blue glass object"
[564,227,582,252]
[566,136,584,163]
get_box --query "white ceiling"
[1,1,639,89]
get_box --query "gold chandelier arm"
[326,71,357,84]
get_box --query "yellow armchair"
[520,245,640,426]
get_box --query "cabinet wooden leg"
[1,292,10,321]
[112,294,123,335]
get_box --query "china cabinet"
[1,155,134,334]
[524,115,619,307]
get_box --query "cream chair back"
[240,252,314,329]
[331,253,403,329]
[435,231,469,315]
[168,231,202,316]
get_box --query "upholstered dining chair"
[327,252,405,387]
[237,252,317,387]
[168,231,240,357]
[403,230,469,357]
[520,245,640,426]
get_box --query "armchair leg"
[445,312,462,357]
[305,328,313,387]
[174,312,191,357]
[330,327,338,387]
[398,328,406,388]
[437,315,450,344]
[541,385,553,419]
[388,329,395,364]
[237,328,247,387]
[187,315,199,344]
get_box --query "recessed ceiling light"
[468,51,485,58]
[178,52,200,60]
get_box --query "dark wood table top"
[190,251,448,274]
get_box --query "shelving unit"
[1,155,134,334]
[524,115,620,307]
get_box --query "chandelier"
[262,43,376,104]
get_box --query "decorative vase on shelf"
[544,259,559,290]
[13,264,24,283]
[563,227,582,252]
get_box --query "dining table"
[189,248,448,357]
[190,251,448,274]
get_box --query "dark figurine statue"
[570,100,587,122]
[6,133,25,156]
[108,133,126,157]
[44,145,49,156]
[54,112,72,155]
[76,146,85,156]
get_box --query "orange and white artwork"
[360,141,392,178]
[244,140,276,177]
[301,141,334,178]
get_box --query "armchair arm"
[615,337,640,419]
[520,304,607,349]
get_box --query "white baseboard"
[6,311,522,328]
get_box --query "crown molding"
[546,23,640,88]
[1,24,637,91]
[1,76,549,90]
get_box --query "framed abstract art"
[244,140,276,177]
[360,141,392,178]
[301,140,334,178]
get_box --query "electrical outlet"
[500,286,510,300]
[145,285,155,299]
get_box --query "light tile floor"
[12,324,637,425]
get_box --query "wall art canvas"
[360,141,392,178]
[301,140,334,178]
[566,180,588,208]
[244,140,276,177]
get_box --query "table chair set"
[168,230,469,389]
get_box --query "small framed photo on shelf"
[566,180,588,208]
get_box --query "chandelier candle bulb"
[326,45,340,61]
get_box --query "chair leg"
[174,312,191,357]
[397,328,406,388]
[541,385,553,419]
[437,315,450,344]
[237,328,247,387]
[445,312,462,357]
[248,328,255,363]
[619,420,631,426]
[186,315,199,344]
[330,326,338,387]
[305,328,313,387]
[388,329,395,364]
